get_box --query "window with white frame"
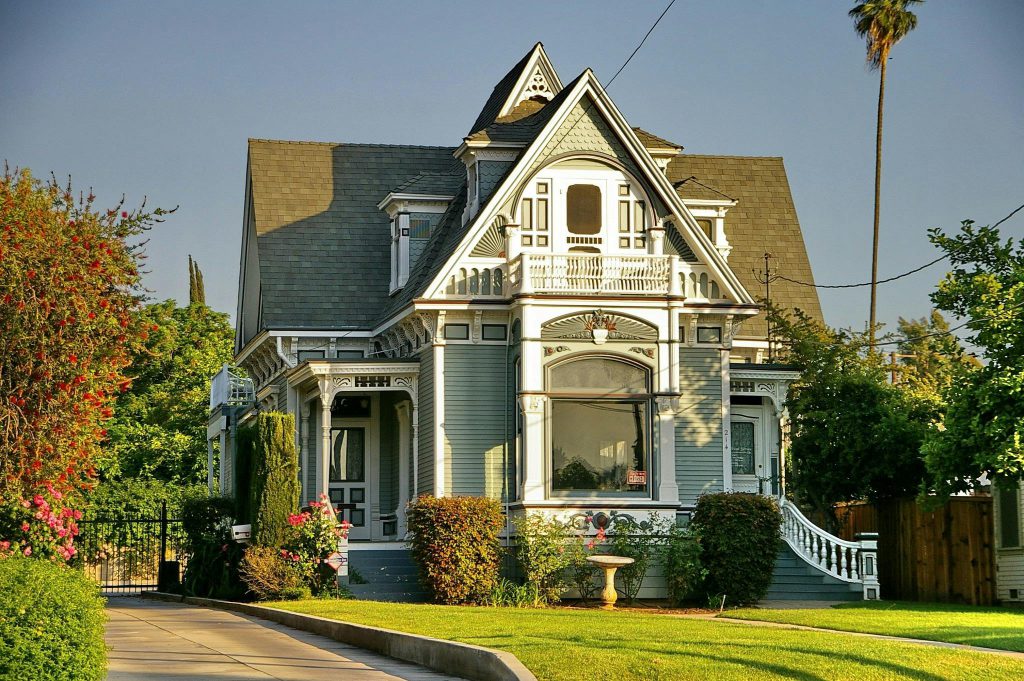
[518,159,650,255]
[547,356,651,496]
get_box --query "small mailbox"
[231,524,252,542]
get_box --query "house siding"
[478,160,514,205]
[675,348,724,506]
[417,347,435,496]
[443,344,510,498]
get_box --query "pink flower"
[291,554,300,562]
[586,540,596,550]
[20,500,31,508]
[280,549,288,557]
[20,522,29,532]
[0,541,10,551]
[22,546,32,557]
[33,495,45,507]
[73,509,82,520]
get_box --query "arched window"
[547,356,651,496]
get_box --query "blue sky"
[2,0,1021,335]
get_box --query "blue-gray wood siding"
[676,348,724,506]
[417,347,435,496]
[443,344,511,498]
[378,392,400,514]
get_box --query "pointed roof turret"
[467,42,563,136]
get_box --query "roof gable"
[467,43,563,137]
[426,70,757,306]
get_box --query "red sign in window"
[627,470,647,486]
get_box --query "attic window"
[697,219,714,241]
[567,184,601,235]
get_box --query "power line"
[770,201,1024,289]
[605,0,678,89]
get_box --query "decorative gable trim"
[498,43,564,119]
[424,70,757,307]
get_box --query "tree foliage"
[895,310,981,399]
[849,0,922,70]
[770,307,935,525]
[922,220,1024,495]
[251,412,300,548]
[98,300,233,490]
[188,255,206,306]
[0,168,167,503]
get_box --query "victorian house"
[210,44,877,599]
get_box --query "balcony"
[443,254,728,301]
[509,253,726,300]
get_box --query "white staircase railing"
[778,498,880,600]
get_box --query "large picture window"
[547,356,651,495]
[552,400,648,493]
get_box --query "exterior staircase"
[346,549,429,602]
[766,544,863,601]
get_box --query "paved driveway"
[105,597,462,681]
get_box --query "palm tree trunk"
[869,56,886,347]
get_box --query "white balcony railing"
[442,254,730,301]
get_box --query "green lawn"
[725,601,1024,653]
[267,600,1024,680]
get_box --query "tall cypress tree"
[250,412,300,547]
[188,255,206,306]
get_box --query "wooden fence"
[832,497,995,605]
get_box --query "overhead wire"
[764,201,1024,289]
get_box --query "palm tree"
[849,0,922,346]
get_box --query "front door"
[327,394,377,541]
[730,406,763,494]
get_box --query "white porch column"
[656,397,680,503]
[410,405,419,511]
[394,401,412,534]
[519,394,548,502]
[218,429,227,495]
[432,326,446,498]
[320,393,332,502]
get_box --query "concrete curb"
[141,592,537,681]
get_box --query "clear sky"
[2,1,1021,335]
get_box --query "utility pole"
[764,252,773,363]
[889,352,916,384]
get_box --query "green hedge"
[690,492,782,606]
[407,496,504,604]
[251,412,300,547]
[0,558,106,681]
[180,495,246,600]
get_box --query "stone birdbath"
[586,555,634,609]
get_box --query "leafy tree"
[188,255,206,306]
[894,310,980,398]
[770,307,935,527]
[98,300,234,491]
[849,0,923,342]
[0,168,166,504]
[251,412,300,548]
[922,220,1024,495]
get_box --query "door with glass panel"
[329,421,374,540]
[730,407,763,494]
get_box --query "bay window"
[547,356,651,496]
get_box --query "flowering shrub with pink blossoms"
[0,482,81,562]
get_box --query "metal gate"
[77,501,188,593]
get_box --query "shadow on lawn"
[498,630,955,681]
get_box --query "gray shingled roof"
[391,170,463,196]
[666,155,823,338]
[248,140,456,329]
[467,45,538,136]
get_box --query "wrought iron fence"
[76,501,188,593]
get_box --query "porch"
[285,360,419,541]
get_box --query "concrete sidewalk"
[105,596,462,680]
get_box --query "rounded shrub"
[690,492,781,606]
[0,557,106,681]
[406,496,504,604]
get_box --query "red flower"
[121,211,128,218]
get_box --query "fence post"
[856,532,880,600]
[156,500,181,592]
